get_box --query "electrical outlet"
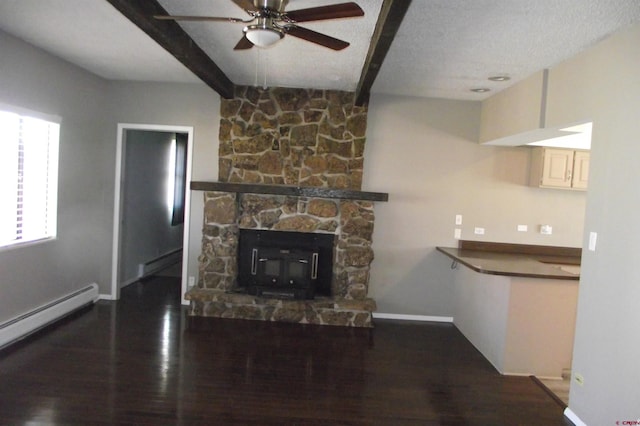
[454,228,462,239]
[188,276,195,287]
[540,225,553,235]
[455,214,463,225]
[474,227,485,235]
[574,373,584,386]
[517,225,528,232]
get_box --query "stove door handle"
[311,252,319,280]
[251,248,258,275]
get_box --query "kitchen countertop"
[436,241,581,280]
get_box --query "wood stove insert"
[237,229,335,300]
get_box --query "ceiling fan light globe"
[244,26,283,47]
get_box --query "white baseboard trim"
[0,283,99,350]
[502,372,564,380]
[564,407,587,426]
[531,374,564,380]
[373,313,454,323]
[98,293,116,301]
[137,249,182,278]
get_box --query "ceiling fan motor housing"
[154,1,364,51]
[244,17,284,47]
[254,0,288,13]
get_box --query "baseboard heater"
[0,283,99,350]
[137,248,182,278]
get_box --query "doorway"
[111,123,194,301]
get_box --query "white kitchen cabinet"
[571,150,590,189]
[529,147,590,190]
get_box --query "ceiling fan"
[154,0,364,50]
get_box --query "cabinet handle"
[566,169,572,181]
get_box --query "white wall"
[363,95,587,316]
[546,23,640,425]
[0,31,115,322]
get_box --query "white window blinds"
[0,110,59,248]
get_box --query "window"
[166,132,187,226]
[0,108,59,248]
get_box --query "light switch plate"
[454,228,462,239]
[455,214,463,225]
[474,227,485,235]
[540,225,553,235]
[517,225,528,232]
[589,232,597,251]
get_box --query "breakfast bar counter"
[438,240,581,378]
[436,241,581,280]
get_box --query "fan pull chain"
[254,49,260,87]
[253,49,269,89]
[263,52,268,90]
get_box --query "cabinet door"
[541,148,574,188]
[572,151,590,190]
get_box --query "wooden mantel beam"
[105,0,235,99]
[355,0,412,106]
[190,181,389,202]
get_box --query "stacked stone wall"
[198,191,375,300]
[219,87,368,190]
[191,86,378,327]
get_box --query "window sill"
[0,236,57,253]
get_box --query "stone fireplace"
[186,86,387,327]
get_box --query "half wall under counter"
[437,241,580,379]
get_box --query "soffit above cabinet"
[479,69,591,149]
[485,122,592,149]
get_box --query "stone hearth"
[187,87,387,327]
[187,289,376,328]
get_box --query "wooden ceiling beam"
[105,0,235,99]
[355,0,412,106]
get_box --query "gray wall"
[546,23,640,425]
[109,82,220,291]
[363,95,586,316]
[119,130,184,283]
[1,26,586,322]
[0,31,114,322]
[0,31,220,323]
[4,20,638,422]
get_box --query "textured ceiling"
[154,0,383,92]
[0,0,199,83]
[1,0,640,101]
[373,0,640,99]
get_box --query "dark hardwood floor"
[0,276,573,425]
